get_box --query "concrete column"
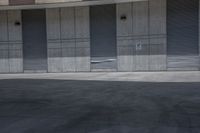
[8,10,23,73]
[75,6,90,72]
[199,0,200,70]
[117,3,134,71]
[46,8,63,72]
[117,1,149,72]
[149,0,167,71]
[61,7,76,72]
[0,11,9,73]
[46,7,90,72]
[132,1,149,71]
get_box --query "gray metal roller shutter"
[167,0,200,70]
[90,5,117,71]
[22,10,47,71]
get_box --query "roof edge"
[0,0,147,10]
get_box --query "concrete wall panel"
[132,1,149,71]
[117,39,134,71]
[117,2,152,72]
[7,10,22,41]
[46,8,61,40]
[0,11,9,73]
[76,41,90,71]
[116,3,132,37]
[134,39,149,71]
[62,40,76,72]
[149,0,167,71]
[0,50,9,73]
[149,38,167,71]
[75,6,90,39]
[149,0,166,35]
[46,7,90,72]
[7,10,23,73]
[48,48,63,72]
[0,11,8,42]
[117,3,134,71]
[9,50,23,72]
[198,0,200,71]
[0,10,23,73]
[76,47,90,72]
[62,48,76,72]
[75,6,90,71]
[62,39,75,48]
[132,1,148,36]
[61,7,75,39]
[46,9,63,72]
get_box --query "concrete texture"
[0,71,199,82]
[0,10,23,73]
[0,72,200,133]
[46,7,90,73]
[117,0,167,72]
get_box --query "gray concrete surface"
[0,72,200,133]
[0,71,199,82]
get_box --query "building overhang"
[0,0,147,10]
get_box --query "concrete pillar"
[75,6,90,72]
[46,8,63,72]
[46,6,90,72]
[8,10,23,73]
[149,0,167,71]
[117,3,134,71]
[61,7,76,72]
[0,11,9,73]
[117,1,149,72]
[199,0,200,70]
[132,1,149,71]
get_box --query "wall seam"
[148,0,150,71]
[6,11,10,73]
[131,2,134,72]
[74,7,77,72]
[45,9,49,72]
[199,0,200,70]
[89,6,92,72]
[165,0,168,71]
[59,8,62,72]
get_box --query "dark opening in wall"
[167,0,200,70]
[167,0,199,56]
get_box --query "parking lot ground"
[0,72,199,133]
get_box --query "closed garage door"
[22,10,47,72]
[167,0,200,70]
[90,4,117,71]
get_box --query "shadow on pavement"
[0,79,200,133]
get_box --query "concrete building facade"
[0,0,199,73]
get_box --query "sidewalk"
[0,71,199,82]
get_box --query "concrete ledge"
[0,71,199,82]
[0,0,147,10]
[36,0,80,4]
